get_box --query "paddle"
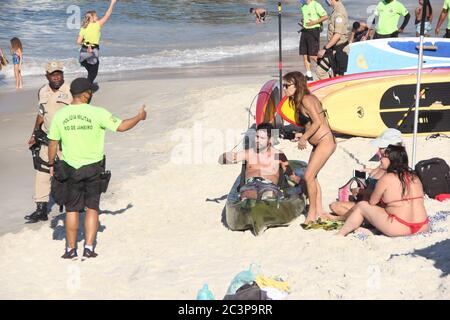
[396,88,428,130]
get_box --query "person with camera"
[47,77,147,259]
[25,62,72,223]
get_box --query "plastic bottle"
[196,283,215,300]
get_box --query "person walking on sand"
[338,145,429,237]
[283,71,336,224]
[24,62,72,223]
[250,7,267,24]
[47,77,147,259]
[435,0,450,37]
[372,0,410,39]
[77,0,117,86]
[415,0,433,36]
[299,0,328,82]
[10,37,23,89]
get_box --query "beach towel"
[301,218,344,231]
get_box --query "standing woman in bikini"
[77,0,117,85]
[283,71,336,223]
[338,145,429,236]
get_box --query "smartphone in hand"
[354,170,367,180]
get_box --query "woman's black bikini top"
[296,109,328,126]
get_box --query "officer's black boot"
[24,202,48,223]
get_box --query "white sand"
[0,74,449,299]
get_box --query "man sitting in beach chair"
[218,123,300,200]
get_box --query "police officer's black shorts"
[445,29,450,38]
[373,31,399,39]
[299,28,320,56]
[64,161,103,212]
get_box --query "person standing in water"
[77,0,118,86]
[435,0,450,38]
[283,71,336,224]
[250,7,267,24]
[10,37,23,89]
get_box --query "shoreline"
[0,49,305,95]
[1,48,450,300]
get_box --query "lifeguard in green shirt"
[435,0,450,38]
[373,0,411,39]
[47,77,147,260]
[299,0,329,82]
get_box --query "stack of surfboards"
[347,37,450,75]
[256,38,450,138]
[276,67,450,137]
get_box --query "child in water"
[10,37,23,89]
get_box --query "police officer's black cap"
[70,78,94,95]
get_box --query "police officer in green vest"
[435,0,450,38]
[373,0,411,39]
[47,78,147,259]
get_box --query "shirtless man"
[219,123,299,199]
[250,7,267,24]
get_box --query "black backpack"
[415,158,450,198]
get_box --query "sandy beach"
[1,49,450,299]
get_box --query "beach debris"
[196,283,215,300]
[222,264,290,300]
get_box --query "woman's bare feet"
[304,212,317,224]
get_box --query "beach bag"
[415,158,450,198]
[223,283,270,300]
[338,177,366,202]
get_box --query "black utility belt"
[330,41,349,51]
[302,27,320,32]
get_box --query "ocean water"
[0,0,423,85]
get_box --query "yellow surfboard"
[322,73,450,137]
[277,72,450,137]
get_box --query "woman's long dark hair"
[283,71,310,123]
[385,145,415,196]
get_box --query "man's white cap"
[370,128,403,148]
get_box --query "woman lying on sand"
[338,145,429,237]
